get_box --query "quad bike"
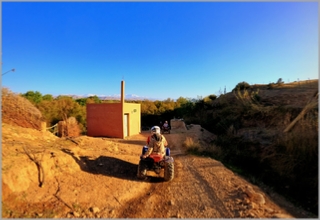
[137,146,174,181]
[161,126,171,134]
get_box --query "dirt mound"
[170,119,187,130]
[2,88,42,130]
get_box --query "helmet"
[151,126,160,134]
[165,121,168,123]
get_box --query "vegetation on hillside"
[183,80,318,215]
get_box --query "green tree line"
[21,91,104,133]
[20,91,213,133]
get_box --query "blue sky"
[1,1,318,100]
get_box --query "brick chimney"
[121,80,125,104]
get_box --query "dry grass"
[279,79,318,89]
[2,87,43,130]
[183,136,201,153]
[252,79,318,89]
[272,117,318,168]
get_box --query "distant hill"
[61,94,156,101]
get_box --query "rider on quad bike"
[137,126,174,181]
[161,121,171,134]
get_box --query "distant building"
[86,81,141,138]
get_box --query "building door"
[123,114,129,138]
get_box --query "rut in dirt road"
[176,155,233,217]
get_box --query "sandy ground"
[1,123,315,218]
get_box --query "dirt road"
[115,130,296,218]
[2,123,313,218]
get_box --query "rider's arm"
[143,139,154,157]
[162,135,168,147]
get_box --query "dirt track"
[115,130,296,218]
[2,123,314,218]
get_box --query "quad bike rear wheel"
[137,161,148,180]
[164,162,174,181]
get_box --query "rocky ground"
[1,122,316,218]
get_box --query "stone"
[264,207,274,213]
[72,211,80,217]
[89,207,100,214]
[248,202,256,209]
[272,213,293,218]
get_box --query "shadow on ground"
[61,148,140,181]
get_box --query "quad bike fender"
[149,154,163,163]
[164,156,174,163]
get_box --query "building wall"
[86,102,141,138]
[86,103,123,138]
[86,81,141,139]
[123,103,141,136]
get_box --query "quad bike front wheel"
[164,162,174,181]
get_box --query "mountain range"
[65,94,155,101]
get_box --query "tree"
[87,95,101,104]
[174,99,195,118]
[22,91,43,104]
[141,100,158,115]
[42,94,53,101]
[175,97,189,108]
[55,96,77,121]
[75,98,87,106]
[54,96,84,136]
[162,98,175,112]
[37,100,57,125]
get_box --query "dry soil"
[1,123,315,218]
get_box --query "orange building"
[86,81,141,138]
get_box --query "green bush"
[21,91,43,104]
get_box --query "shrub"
[267,83,274,89]
[233,81,251,91]
[276,78,284,85]
[183,137,201,153]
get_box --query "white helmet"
[151,126,160,134]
